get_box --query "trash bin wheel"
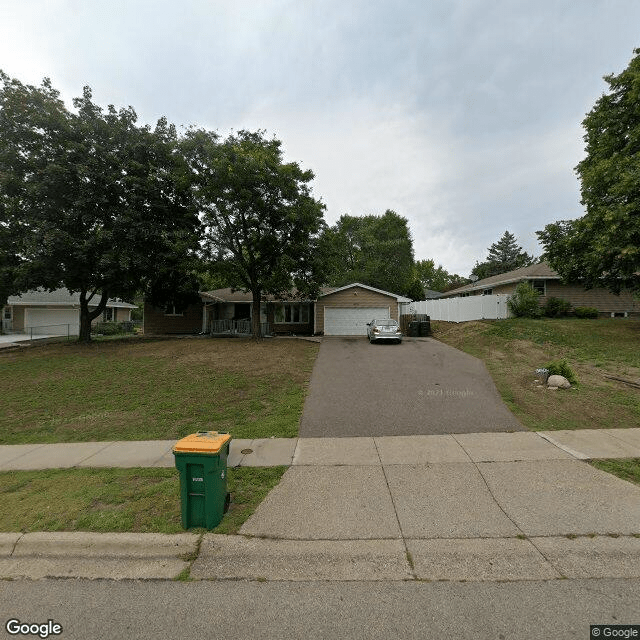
[224,492,231,513]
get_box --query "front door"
[2,306,12,332]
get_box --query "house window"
[482,288,493,296]
[102,307,114,322]
[531,280,546,295]
[274,303,310,324]
[3,306,11,320]
[164,304,184,316]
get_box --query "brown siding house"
[441,262,638,316]
[143,283,411,337]
[143,301,203,335]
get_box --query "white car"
[366,318,403,344]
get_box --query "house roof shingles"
[7,288,138,308]
[201,283,411,303]
[444,262,560,297]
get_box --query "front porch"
[202,295,314,337]
[209,319,273,337]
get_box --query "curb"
[3,532,640,583]
[0,532,199,580]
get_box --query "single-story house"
[143,283,411,336]
[439,262,638,316]
[2,289,138,336]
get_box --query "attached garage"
[324,307,389,336]
[24,308,80,335]
[316,283,411,336]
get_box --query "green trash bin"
[173,431,232,529]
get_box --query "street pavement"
[299,337,525,437]
[2,578,639,640]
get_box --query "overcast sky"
[2,1,639,276]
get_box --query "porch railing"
[209,319,272,336]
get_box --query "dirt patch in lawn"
[433,318,640,431]
[0,337,319,444]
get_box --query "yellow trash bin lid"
[173,431,232,454]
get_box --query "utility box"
[173,431,232,530]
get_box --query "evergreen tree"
[472,231,534,279]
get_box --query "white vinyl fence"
[401,295,513,323]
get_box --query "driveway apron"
[299,337,524,437]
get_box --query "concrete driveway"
[299,337,525,437]
[0,333,59,347]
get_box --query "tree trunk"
[251,290,262,340]
[78,290,109,343]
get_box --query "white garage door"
[324,307,389,336]
[25,309,80,335]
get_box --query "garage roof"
[319,282,411,303]
[7,288,138,308]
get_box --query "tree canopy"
[320,210,422,298]
[182,128,326,338]
[538,49,640,294]
[414,259,468,293]
[0,72,202,341]
[471,230,534,279]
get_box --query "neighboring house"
[440,262,638,316]
[143,283,411,336]
[3,289,138,335]
[423,289,443,300]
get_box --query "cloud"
[2,0,640,276]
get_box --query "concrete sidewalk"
[0,429,639,582]
[219,430,640,582]
[1,428,640,470]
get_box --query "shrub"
[544,359,578,385]
[92,321,134,335]
[507,282,542,318]
[574,306,599,319]
[543,297,572,318]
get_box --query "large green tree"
[414,259,468,293]
[0,221,21,317]
[182,129,326,338]
[538,49,640,294]
[0,73,201,341]
[471,230,534,279]
[320,210,420,297]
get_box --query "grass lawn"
[0,337,318,444]
[0,466,286,534]
[433,317,640,431]
[590,459,640,487]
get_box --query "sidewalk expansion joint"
[450,434,563,578]
[535,432,588,460]
[75,441,118,467]
[607,429,640,454]
[372,437,417,580]
[10,533,24,557]
[175,533,203,582]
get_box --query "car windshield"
[375,320,398,327]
